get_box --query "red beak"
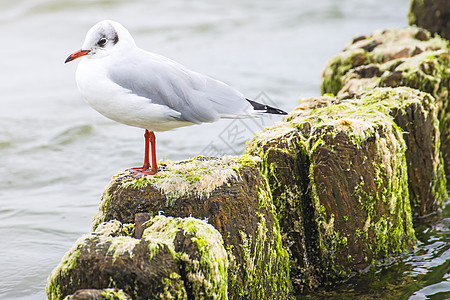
[65,49,91,63]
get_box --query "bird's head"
[65,20,135,63]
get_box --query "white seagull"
[65,20,287,177]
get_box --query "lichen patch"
[119,155,258,203]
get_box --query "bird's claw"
[126,167,158,178]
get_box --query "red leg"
[148,131,158,174]
[142,130,151,170]
[126,130,158,178]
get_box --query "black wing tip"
[246,98,288,115]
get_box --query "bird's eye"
[97,38,107,47]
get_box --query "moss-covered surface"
[93,155,256,229]
[89,155,292,299]
[47,216,228,300]
[290,87,447,217]
[247,89,418,292]
[63,288,132,300]
[320,27,450,188]
[358,88,447,216]
[321,27,449,96]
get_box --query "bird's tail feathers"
[246,98,287,115]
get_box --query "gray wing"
[107,48,253,124]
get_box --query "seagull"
[65,20,287,178]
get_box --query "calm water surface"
[0,1,448,299]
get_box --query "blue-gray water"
[0,1,448,299]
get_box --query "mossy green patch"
[247,88,418,287]
[321,27,449,96]
[47,216,228,300]
[321,48,370,95]
[62,288,132,300]
[99,288,132,300]
[289,87,447,215]
[92,155,263,231]
[307,101,415,257]
[233,212,291,298]
[359,87,447,211]
[142,216,228,299]
[320,27,450,192]
[46,237,85,300]
[119,155,258,206]
[88,153,292,298]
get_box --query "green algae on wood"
[289,87,447,217]
[358,87,447,215]
[90,155,292,299]
[93,155,256,229]
[47,216,228,300]
[247,91,417,291]
[321,27,449,96]
[320,27,450,189]
[63,288,132,300]
[145,216,229,298]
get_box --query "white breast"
[75,57,193,132]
